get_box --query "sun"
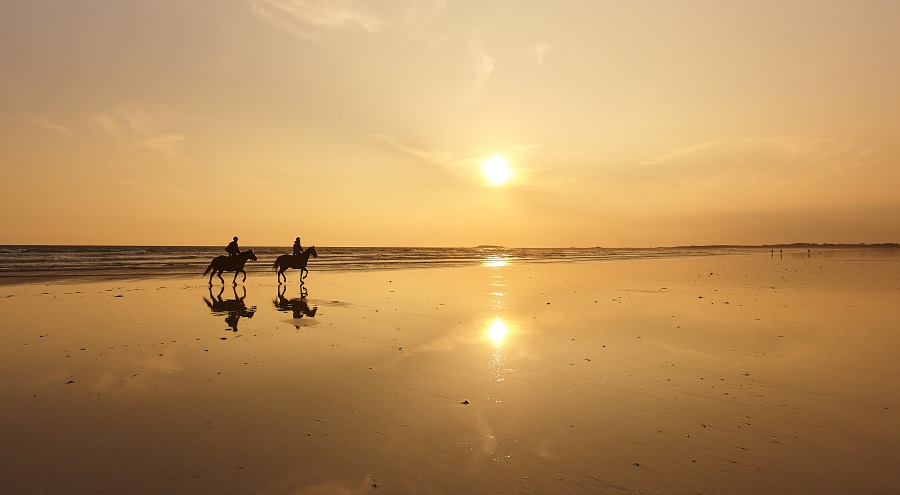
[482,155,512,185]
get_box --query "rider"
[226,236,241,257]
[292,236,303,257]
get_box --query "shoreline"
[2,245,897,288]
[1,252,898,494]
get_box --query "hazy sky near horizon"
[2,1,899,247]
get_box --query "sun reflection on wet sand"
[482,255,509,268]
[484,316,513,401]
[485,317,509,347]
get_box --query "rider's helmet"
[233,236,238,241]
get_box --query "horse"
[203,249,258,286]
[273,246,318,284]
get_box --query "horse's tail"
[273,258,279,271]
[203,261,214,276]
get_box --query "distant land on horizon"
[667,243,900,249]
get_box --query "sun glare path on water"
[482,155,512,185]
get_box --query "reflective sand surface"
[1,250,898,494]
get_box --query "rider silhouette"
[226,236,241,257]
[292,237,303,256]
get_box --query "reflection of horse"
[273,284,317,320]
[204,286,256,331]
[203,249,257,286]
[273,246,318,284]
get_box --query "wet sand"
[1,249,899,494]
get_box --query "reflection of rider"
[225,313,240,331]
[292,237,303,256]
[226,236,240,257]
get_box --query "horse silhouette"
[203,285,256,331]
[273,284,318,321]
[273,246,318,284]
[203,249,257,286]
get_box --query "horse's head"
[245,249,257,262]
[309,246,318,258]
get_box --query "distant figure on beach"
[292,237,303,256]
[226,236,241,257]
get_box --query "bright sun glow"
[482,255,509,268]
[486,317,509,346]
[482,155,511,185]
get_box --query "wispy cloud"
[460,38,495,103]
[88,104,188,159]
[250,0,383,39]
[372,133,466,171]
[134,134,187,159]
[250,0,445,39]
[21,113,73,134]
[372,134,544,187]
[638,137,871,180]
[532,42,555,68]
[89,105,161,136]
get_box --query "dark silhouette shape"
[203,249,258,286]
[273,246,318,284]
[204,285,256,331]
[226,236,240,257]
[293,237,303,256]
[273,284,318,323]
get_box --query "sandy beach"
[1,249,898,494]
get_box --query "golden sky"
[2,1,899,247]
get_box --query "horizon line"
[1,242,898,249]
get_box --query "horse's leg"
[217,271,225,285]
[232,271,239,286]
[241,269,247,283]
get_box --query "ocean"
[0,244,883,285]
